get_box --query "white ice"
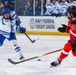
[0,34,76,75]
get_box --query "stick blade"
[8,56,38,65]
[8,58,18,65]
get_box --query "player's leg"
[50,42,72,66]
[7,32,25,60]
[72,52,76,57]
[71,40,76,57]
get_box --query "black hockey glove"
[58,24,70,33]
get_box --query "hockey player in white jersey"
[60,0,69,16]
[51,0,61,17]
[44,0,52,15]
[0,7,26,60]
[68,0,76,7]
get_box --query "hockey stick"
[18,25,39,43]
[8,48,63,65]
[24,33,39,43]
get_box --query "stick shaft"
[8,48,63,64]
[18,25,35,43]
[24,33,35,43]
[41,48,63,57]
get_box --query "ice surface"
[0,34,76,75]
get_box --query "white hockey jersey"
[68,1,76,7]
[60,2,69,13]
[0,11,19,38]
[51,2,60,13]
[46,3,52,12]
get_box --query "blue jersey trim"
[2,18,6,25]
[11,13,16,19]
[0,30,10,35]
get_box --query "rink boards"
[0,16,68,35]
[20,16,68,35]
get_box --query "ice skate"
[19,54,25,60]
[17,50,25,60]
[50,59,61,67]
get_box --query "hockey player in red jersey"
[51,5,76,66]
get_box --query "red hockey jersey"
[68,20,76,42]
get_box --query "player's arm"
[58,24,70,33]
[11,11,26,33]
[10,11,21,26]
[15,17,26,33]
[15,26,26,33]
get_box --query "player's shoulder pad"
[10,11,17,19]
[10,11,16,15]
